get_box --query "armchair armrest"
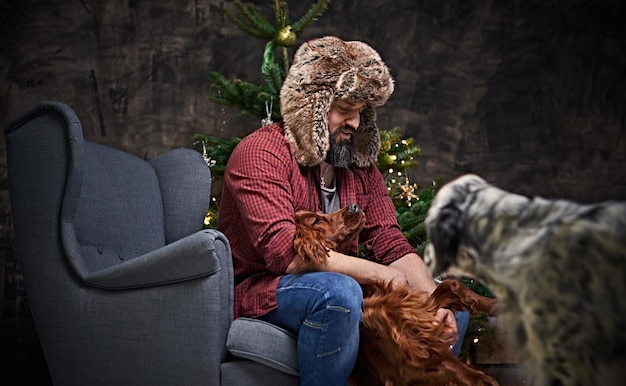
[84,229,228,290]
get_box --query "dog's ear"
[294,225,333,267]
[428,204,463,275]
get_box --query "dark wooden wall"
[2,0,625,202]
[0,0,625,382]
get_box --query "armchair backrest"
[69,140,168,273]
[7,101,211,281]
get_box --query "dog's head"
[424,174,528,278]
[294,203,366,268]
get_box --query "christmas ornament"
[276,25,297,46]
[198,141,217,167]
[398,175,419,206]
[261,98,274,126]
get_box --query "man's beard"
[325,129,354,168]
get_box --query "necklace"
[320,163,335,188]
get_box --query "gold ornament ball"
[276,26,297,47]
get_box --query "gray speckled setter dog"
[424,174,626,386]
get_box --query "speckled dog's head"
[424,174,529,279]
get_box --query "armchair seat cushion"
[227,317,299,376]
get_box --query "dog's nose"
[348,203,359,213]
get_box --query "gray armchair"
[5,101,299,385]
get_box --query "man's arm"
[286,249,409,286]
[389,252,437,293]
[287,251,435,294]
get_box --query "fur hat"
[280,36,394,167]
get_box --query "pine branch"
[274,0,289,27]
[292,0,331,33]
[264,62,285,96]
[223,1,275,40]
[413,240,430,257]
[208,73,275,118]
[207,72,243,101]
[237,80,275,118]
[262,70,283,120]
[243,2,277,37]
[393,181,436,251]
[223,8,267,39]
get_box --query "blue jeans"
[453,310,470,356]
[262,273,471,385]
[262,272,363,386]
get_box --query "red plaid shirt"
[217,123,416,318]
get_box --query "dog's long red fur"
[294,204,498,386]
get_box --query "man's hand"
[434,307,459,347]
[391,253,459,347]
[375,264,410,288]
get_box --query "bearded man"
[218,36,466,386]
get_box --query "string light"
[204,212,214,226]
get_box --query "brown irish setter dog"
[293,203,498,386]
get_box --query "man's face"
[328,99,366,141]
[326,99,366,168]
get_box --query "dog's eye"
[312,218,322,225]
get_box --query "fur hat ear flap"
[283,86,333,166]
[351,105,380,168]
[281,36,394,167]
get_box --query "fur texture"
[424,174,626,386]
[355,280,497,386]
[293,204,498,386]
[280,36,394,167]
[294,202,366,269]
